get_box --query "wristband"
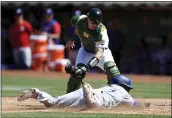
[87,57,99,69]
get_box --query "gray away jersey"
[88,84,135,108]
[34,84,134,108]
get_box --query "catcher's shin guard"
[66,63,88,93]
[66,76,82,93]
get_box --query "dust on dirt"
[2,97,171,115]
[1,70,172,115]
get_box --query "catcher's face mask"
[88,18,99,30]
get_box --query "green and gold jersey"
[71,15,109,53]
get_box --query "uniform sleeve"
[95,25,109,48]
[71,34,79,41]
[71,26,79,41]
[71,15,87,27]
[53,22,61,35]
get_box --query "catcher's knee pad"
[104,61,120,83]
[66,63,87,93]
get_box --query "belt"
[84,47,108,53]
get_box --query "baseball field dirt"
[1,70,172,115]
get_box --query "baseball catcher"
[65,8,120,93]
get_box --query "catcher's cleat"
[17,88,38,102]
[82,82,98,108]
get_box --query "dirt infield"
[2,97,171,115]
[1,70,172,115]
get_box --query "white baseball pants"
[75,47,115,70]
[13,47,32,68]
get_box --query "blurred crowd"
[1,3,172,75]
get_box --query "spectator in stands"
[8,8,33,69]
[108,17,125,68]
[1,20,8,65]
[166,30,172,75]
[67,10,81,65]
[151,32,172,75]
[139,35,168,75]
[136,15,154,74]
[41,8,61,45]
[140,16,170,75]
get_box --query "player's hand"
[65,40,75,51]
[133,100,141,107]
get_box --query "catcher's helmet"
[112,75,133,89]
[87,8,102,24]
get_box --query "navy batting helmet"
[87,8,102,24]
[112,75,133,89]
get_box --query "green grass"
[2,112,171,118]
[2,75,171,98]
